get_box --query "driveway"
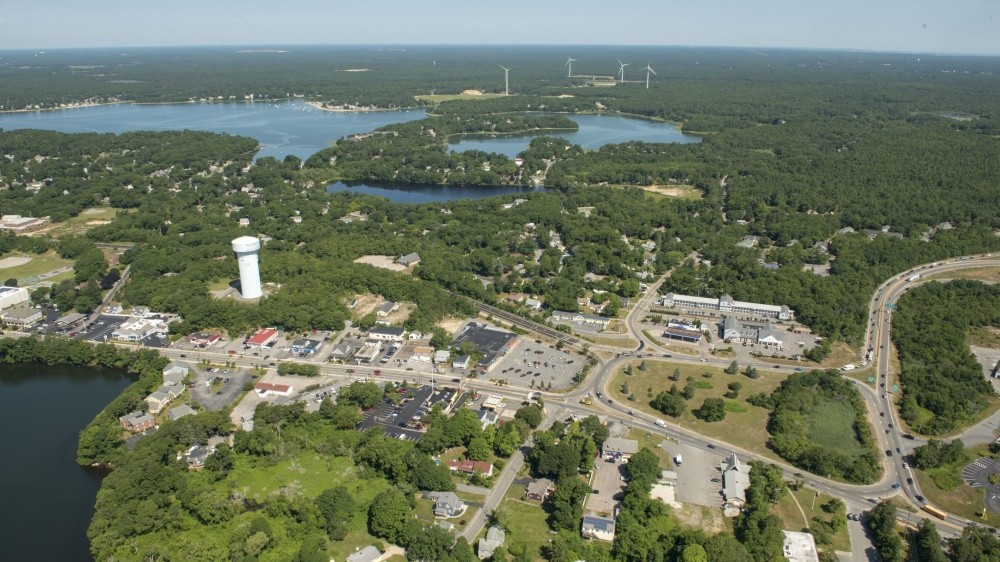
[659,440,723,507]
[587,458,626,516]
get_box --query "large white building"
[232,236,263,299]
[660,292,793,320]
[0,286,30,311]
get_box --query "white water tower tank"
[231,236,262,299]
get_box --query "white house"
[368,326,405,342]
[582,514,616,542]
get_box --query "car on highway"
[915,494,924,502]
[902,461,909,469]
[891,482,901,489]
[896,447,903,454]
[607,399,614,405]
[886,450,893,457]
[707,443,716,449]
[596,391,601,397]
[907,477,913,485]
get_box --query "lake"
[0,100,427,161]
[0,364,134,561]
[447,113,700,158]
[327,181,541,204]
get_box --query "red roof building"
[246,328,278,348]
[254,382,293,396]
[188,332,221,346]
[446,459,494,477]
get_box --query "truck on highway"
[655,419,666,427]
[907,273,920,282]
[866,350,874,362]
[674,454,683,466]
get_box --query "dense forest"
[891,280,1000,435]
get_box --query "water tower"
[231,236,262,299]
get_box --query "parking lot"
[491,339,584,390]
[189,366,252,411]
[658,440,725,508]
[358,384,462,442]
[587,457,627,516]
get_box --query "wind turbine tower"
[617,59,630,84]
[643,62,657,89]
[565,57,576,78]
[499,65,510,95]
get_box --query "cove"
[0,363,133,561]
[327,180,542,204]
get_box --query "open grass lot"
[497,485,552,561]
[635,184,704,200]
[415,92,507,103]
[26,206,125,238]
[0,251,72,281]
[627,427,674,468]
[771,486,851,554]
[914,444,1000,527]
[926,266,1000,283]
[969,326,1000,348]
[809,400,869,457]
[610,360,785,460]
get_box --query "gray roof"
[721,453,751,504]
[526,478,553,497]
[147,390,171,403]
[347,546,381,562]
[582,514,616,533]
[330,343,354,356]
[397,252,421,266]
[167,404,197,421]
[479,526,506,557]
[435,491,463,510]
[291,338,321,350]
[603,437,639,455]
[369,325,404,337]
[378,301,398,314]
[120,411,154,426]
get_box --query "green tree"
[338,381,384,409]
[406,524,455,561]
[368,491,416,545]
[467,436,492,461]
[625,448,661,487]
[514,404,543,429]
[725,360,739,375]
[680,543,708,562]
[545,477,587,531]
[694,398,726,422]
[652,391,687,417]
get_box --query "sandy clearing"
[0,256,32,269]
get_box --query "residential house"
[581,514,616,541]
[447,459,494,477]
[453,355,472,370]
[376,301,399,317]
[433,492,466,518]
[347,546,382,562]
[179,444,215,469]
[525,478,553,501]
[396,252,422,267]
[145,387,179,414]
[476,409,499,430]
[478,526,506,559]
[162,362,190,386]
[119,411,155,432]
[524,297,543,310]
[167,404,197,421]
[434,350,450,364]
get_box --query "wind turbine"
[499,65,510,95]
[617,58,630,84]
[565,56,576,78]
[642,61,656,89]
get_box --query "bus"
[922,504,948,519]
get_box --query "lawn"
[0,251,72,282]
[497,485,552,561]
[968,326,1000,348]
[610,360,785,461]
[27,206,126,238]
[771,486,851,554]
[926,266,1000,283]
[809,400,869,457]
[913,444,1000,527]
[627,427,674,469]
[227,452,385,502]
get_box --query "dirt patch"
[437,317,467,335]
[353,255,406,272]
[462,89,484,96]
[638,185,703,199]
[672,503,729,533]
[0,256,32,269]
[85,220,112,226]
[348,293,381,317]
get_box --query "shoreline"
[305,100,422,113]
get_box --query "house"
[376,301,399,317]
[162,362,190,386]
[736,235,759,248]
[581,514,616,541]
[437,520,455,532]
[368,325,405,342]
[433,492,467,518]
[476,409,499,430]
[291,338,322,355]
[254,382,293,397]
[408,330,423,340]
[179,444,215,469]
[187,332,220,347]
[1,307,42,327]
[453,355,472,370]
[434,350,450,364]
[720,453,751,509]
[328,343,354,361]
[447,459,494,477]
[347,546,382,562]
[246,328,279,348]
[131,305,151,317]
[396,252,421,267]
[504,293,526,304]
[525,478,553,501]
[167,404,197,421]
[355,340,383,363]
[478,526,506,559]
[524,297,543,310]
[783,530,820,562]
[602,437,639,461]
[145,388,177,414]
[119,411,155,432]
[238,217,250,227]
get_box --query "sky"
[0,0,997,55]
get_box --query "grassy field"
[497,485,552,561]
[770,486,851,554]
[0,251,72,281]
[926,266,1000,283]
[969,326,1000,348]
[809,400,869,457]
[913,444,1000,527]
[26,206,124,237]
[627,427,674,469]
[415,93,507,103]
[610,360,785,460]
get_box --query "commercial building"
[368,326,405,342]
[355,340,383,363]
[453,355,472,370]
[188,332,221,347]
[112,318,167,341]
[660,292,793,321]
[663,326,702,342]
[1,307,42,327]
[246,328,279,348]
[602,437,639,461]
[581,514,616,542]
[452,323,518,371]
[550,310,611,330]
[720,316,783,346]
[0,286,30,311]
[328,343,354,361]
[291,338,321,355]
[254,382,293,397]
[720,453,751,509]
[0,214,48,232]
[782,530,820,562]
